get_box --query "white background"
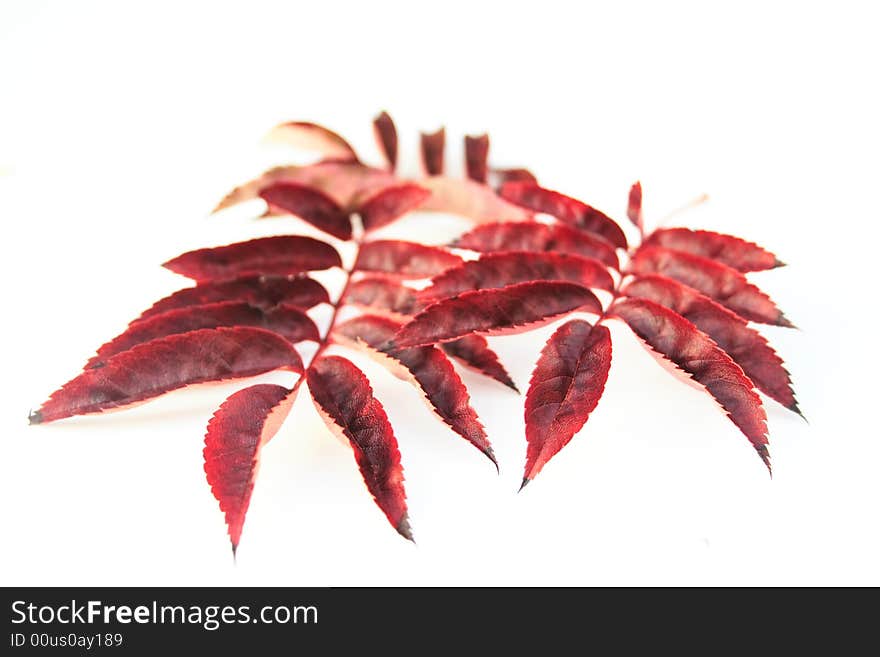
[1,1,877,586]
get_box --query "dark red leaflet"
[499,181,628,249]
[453,221,619,269]
[465,134,490,183]
[629,246,793,327]
[204,384,295,554]
[212,162,396,212]
[418,251,614,304]
[609,298,770,472]
[440,336,518,392]
[343,277,420,318]
[420,127,445,175]
[627,181,643,232]
[357,183,431,232]
[622,274,799,413]
[137,275,329,321]
[643,228,782,272]
[335,316,495,467]
[373,111,398,171]
[163,235,342,282]
[31,328,304,425]
[489,168,538,188]
[420,177,533,224]
[306,356,411,540]
[263,121,359,161]
[258,182,352,240]
[355,240,463,278]
[390,281,603,348]
[524,320,612,485]
[87,302,319,369]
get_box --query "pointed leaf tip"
[36,328,302,423]
[758,445,772,476]
[334,316,495,466]
[630,246,790,326]
[643,228,782,273]
[204,384,296,554]
[790,402,807,423]
[524,320,612,482]
[622,274,801,413]
[441,335,518,392]
[397,515,415,542]
[611,297,770,470]
[307,356,409,537]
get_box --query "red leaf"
[610,297,770,472]
[420,127,445,175]
[258,182,352,240]
[643,228,783,272]
[87,302,319,369]
[373,111,398,171]
[137,275,329,321]
[31,328,304,424]
[263,121,358,161]
[418,251,615,304]
[421,177,532,223]
[204,384,296,554]
[490,168,538,188]
[163,235,342,282]
[629,246,793,327]
[465,134,489,183]
[440,336,518,392]
[213,162,395,212]
[335,316,495,466]
[391,281,602,348]
[307,356,411,540]
[499,181,628,248]
[344,276,419,318]
[355,240,462,278]
[622,274,800,414]
[357,183,431,232]
[524,320,612,485]
[453,221,619,269]
[627,181,643,232]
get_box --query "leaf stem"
[655,193,709,227]
[597,188,708,324]
[290,234,363,394]
[596,226,644,325]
